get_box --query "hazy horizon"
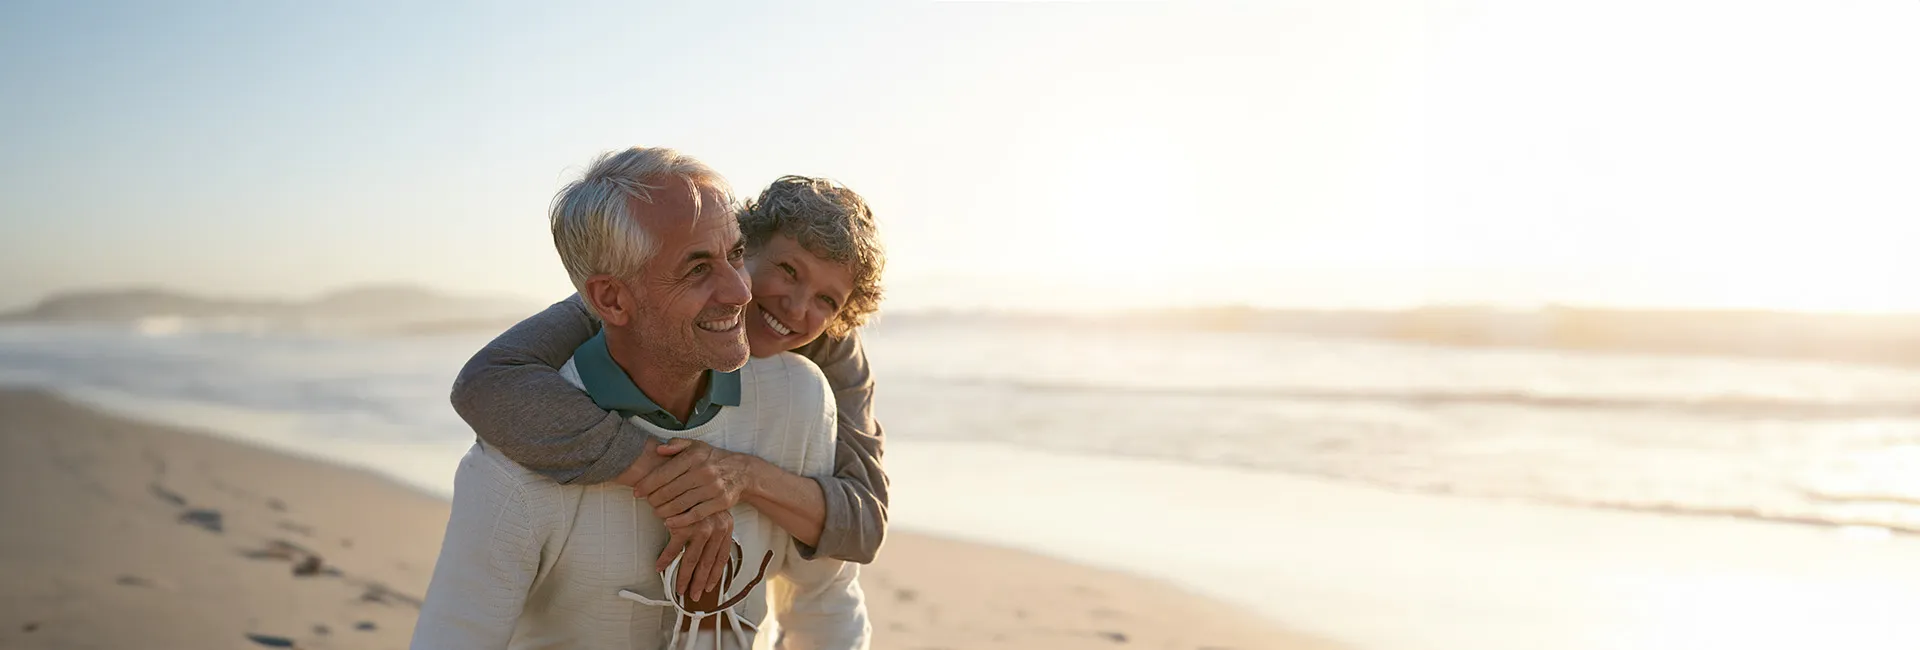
[15,280,1920,321]
[4,1,1916,315]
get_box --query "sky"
[1,0,1916,314]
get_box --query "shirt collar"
[571,331,741,423]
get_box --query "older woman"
[449,175,889,599]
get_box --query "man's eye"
[690,263,709,276]
[728,247,746,261]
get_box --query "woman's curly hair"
[737,175,886,338]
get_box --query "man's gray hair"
[550,147,734,293]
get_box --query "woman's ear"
[581,275,632,328]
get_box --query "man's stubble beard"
[624,286,747,376]
[694,304,750,372]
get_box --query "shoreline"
[0,387,1329,649]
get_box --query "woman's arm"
[448,294,657,485]
[783,331,891,563]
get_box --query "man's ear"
[581,275,633,327]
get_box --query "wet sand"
[0,388,1321,649]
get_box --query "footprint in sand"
[148,483,187,507]
[292,555,324,577]
[357,583,423,608]
[114,575,165,589]
[240,539,338,578]
[243,633,295,647]
[240,539,314,562]
[178,508,223,533]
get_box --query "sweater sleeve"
[448,294,656,485]
[790,332,890,564]
[410,444,543,650]
[761,359,872,650]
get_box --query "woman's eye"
[819,295,839,311]
[780,263,797,278]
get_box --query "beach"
[0,388,1326,650]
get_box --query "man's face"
[616,181,752,374]
[743,234,855,357]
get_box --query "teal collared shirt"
[570,332,742,430]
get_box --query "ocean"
[6,317,1920,536]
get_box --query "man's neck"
[604,332,706,423]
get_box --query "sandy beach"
[0,388,1325,650]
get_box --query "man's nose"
[717,263,751,307]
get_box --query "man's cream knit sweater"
[411,353,870,649]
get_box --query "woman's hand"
[638,439,754,527]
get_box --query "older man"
[411,147,867,649]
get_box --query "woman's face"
[743,234,855,357]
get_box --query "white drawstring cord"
[618,552,757,650]
[619,495,768,650]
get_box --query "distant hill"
[12,287,1920,367]
[0,285,540,336]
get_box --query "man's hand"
[636,439,756,529]
[657,510,732,599]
